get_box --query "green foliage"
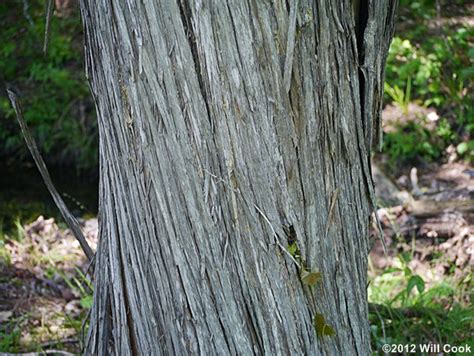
[287,242,299,257]
[383,7,473,164]
[0,230,11,266]
[0,1,97,170]
[287,242,322,287]
[0,327,21,353]
[313,313,335,338]
[456,140,474,161]
[385,37,442,105]
[369,256,473,351]
[398,0,436,20]
[57,267,93,312]
[383,121,442,164]
[0,216,26,246]
[384,78,412,115]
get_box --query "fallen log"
[408,199,474,217]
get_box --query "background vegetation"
[383,0,473,165]
[0,0,96,171]
[0,0,472,354]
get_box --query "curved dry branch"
[7,88,94,261]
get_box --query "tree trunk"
[79,0,397,354]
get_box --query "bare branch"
[7,88,94,261]
[22,0,34,27]
[43,0,55,54]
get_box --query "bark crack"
[354,0,369,149]
[344,293,362,355]
[225,1,255,113]
[177,0,212,125]
[118,241,139,355]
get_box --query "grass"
[371,2,473,347]
[368,255,473,354]
[0,216,92,354]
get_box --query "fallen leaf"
[300,270,322,286]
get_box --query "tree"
[79,1,397,354]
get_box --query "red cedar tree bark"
[79,0,397,354]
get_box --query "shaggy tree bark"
[79,0,397,354]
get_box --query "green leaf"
[80,295,93,309]
[460,66,474,79]
[382,267,402,274]
[287,243,298,257]
[407,275,425,295]
[300,269,322,286]
[457,142,468,155]
[313,313,336,337]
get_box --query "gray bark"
[79,0,397,354]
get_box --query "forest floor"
[368,159,473,350]
[0,158,472,354]
[0,218,97,354]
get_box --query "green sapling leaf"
[313,313,336,337]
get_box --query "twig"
[1,351,75,356]
[253,204,301,269]
[84,253,96,278]
[198,165,301,269]
[43,0,55,54]
[40,338,79,349]
[7,88,94,261]
[324,187,340,238]
[22,0,34,27]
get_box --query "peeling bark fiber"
[79,0,397,354]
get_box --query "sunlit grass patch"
[0,215,95,353]
[368,255,473,353]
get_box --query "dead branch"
[408,199,474,217]
[7,88,94,261]
[43,0,55,54]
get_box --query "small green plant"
[369,255,473,351]
[384,77,412,115]
[0,219,11,266]
[383,19,473,164]
[0,240,11,266]
[313,313,335,337]
[55,266,93,310]
[48,265,93,346]
[456,140,474,161]
[383,120,442,165]
[286,241,321,287]
[283,224,334,338]
[0,327,21,353]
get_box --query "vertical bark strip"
[79,0,397,354]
